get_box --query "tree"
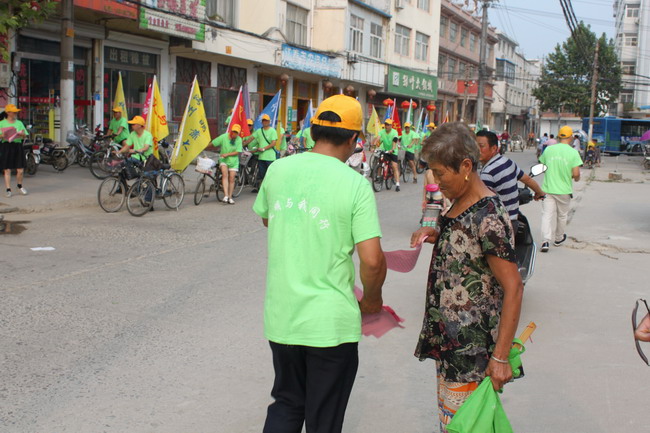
[0,1,57,62]
[532,22,622,118]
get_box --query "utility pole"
[587,39,600,147]
[60,0,74,144]
[476,0,492,127]
[461,67,471,122]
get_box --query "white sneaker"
[228,198,235,204]
[19,187,28,195]
[5,190,11,198]
[222,196,229,203]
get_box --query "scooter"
[516,163,547,284]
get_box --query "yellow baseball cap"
[404,122,412,128]
[127,115,146,126]
[427,122,436,128]
[310,95,362,131]
[247,118,253,125]
[558,125,573,138]
[112,107,122,113]
[261,114,271,121]
[384,119,393,125]
[231,124,241,133]
[4,104,21,113]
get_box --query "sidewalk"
[0,161,203,215]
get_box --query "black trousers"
[263,341,359,433]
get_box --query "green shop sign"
[139,0,206,42]
[387,66,437,99]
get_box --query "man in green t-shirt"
[118,115,153,162]
[297,125,315,150]
[538,125,582,252]
[253,95,386,433]
[212,124,243,204]
[400,122,419,183]
[377,119,401,191]
[108,107,129,145]
[243,113,277,188]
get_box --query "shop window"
[176,57,211,86]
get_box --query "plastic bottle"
[422,184,444,228]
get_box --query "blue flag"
[302,100,314,130]
[254,90,282,130]
[383,102,393,122]
[242,83,251,120]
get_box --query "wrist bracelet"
[490,355,509,364]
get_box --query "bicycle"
[97,157,142,213]
[400,154,413,183]
[371,151,396,192]
[193,154,248,205]
[89,141,123,179]
[126,165,185,216]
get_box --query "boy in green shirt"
[212,124,243,204]
[253,95,386,433]
[108,107,129,145]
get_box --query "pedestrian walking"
[539,125,582,252]
[211,124,242,204]
[253,95,386,433]
[476,130,545,233]
[410,122,523,433]
[0,104,28,197]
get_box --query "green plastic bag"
[446,377,513,433]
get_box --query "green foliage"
[532,22,622,118]
[0,1,58,62]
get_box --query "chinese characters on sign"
[105,47,157,69]
[387,66,438,99]
[139,0,206,42]
[281,44,342,79]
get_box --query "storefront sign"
[139,0,206,42]
[105,47,157,70]
[456,80,493,98]
[281,44,341,79]
[75,0,137,20]
[387,66,437,99]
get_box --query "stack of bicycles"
[97,157,185,216]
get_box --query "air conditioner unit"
[0,63,10,89]
[395,0,405,10]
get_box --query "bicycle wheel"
[66,146,78,166]
[416,158,425,174]
[97,176,126,213]
[25,154,38,175]
[401,160,412,182]
[53,155,69,172]
[89,151,111,179]
[193,175,207,205]
[162,172,185,209]
[126,178,154,217]
[386,174,394,190]
[232,171,245,198]
[371,162,384,192]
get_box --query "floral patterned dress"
[414,195,516,383]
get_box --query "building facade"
[437,0,497,127]
[613,0,650,118]
[492,31,540,136]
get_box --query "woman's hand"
[485,358,513,391]
[635,313,650,342]
[410,226,439,248]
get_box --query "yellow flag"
[366,106,381,136]
[275,111,283,151]
[145,76,169,159]
[171,78,211,172]
[113,72,128,119]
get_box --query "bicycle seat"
[162,163,171,169]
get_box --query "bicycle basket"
[196,156,216,174]
[123,160,140,180]
[239,151,252,167]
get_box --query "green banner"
[387,66,437,99]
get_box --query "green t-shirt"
[379,128,399,154]
[126,130,154,162]
[401,130,418,153]
[212,132,243,168]
[246,128,258,151]
[539,142,582,195]
[254,127,278,161]
[109,117,129,143]
[252,152,382,347]
[279,126,287,151]
[0,119,27,143]
[299,127,315,149]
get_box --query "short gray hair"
[421,122,480,172]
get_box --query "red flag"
[227,87,251,137]
[392,100,402,136]
[142,83,153,121]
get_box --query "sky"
[489,0,616,60]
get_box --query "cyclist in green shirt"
[243,113,277,187]
[212,124,243,204]
[107,107,129,145]
[401,122,419,183]
[118,115,153,162]
[376,119,401,191]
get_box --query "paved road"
[1,149,650,432]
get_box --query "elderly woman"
[410,122,523,432]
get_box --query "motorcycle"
[499,138,508,155]
[516,163,547,284]
[21,124,40,175]
[38,137,69,172]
